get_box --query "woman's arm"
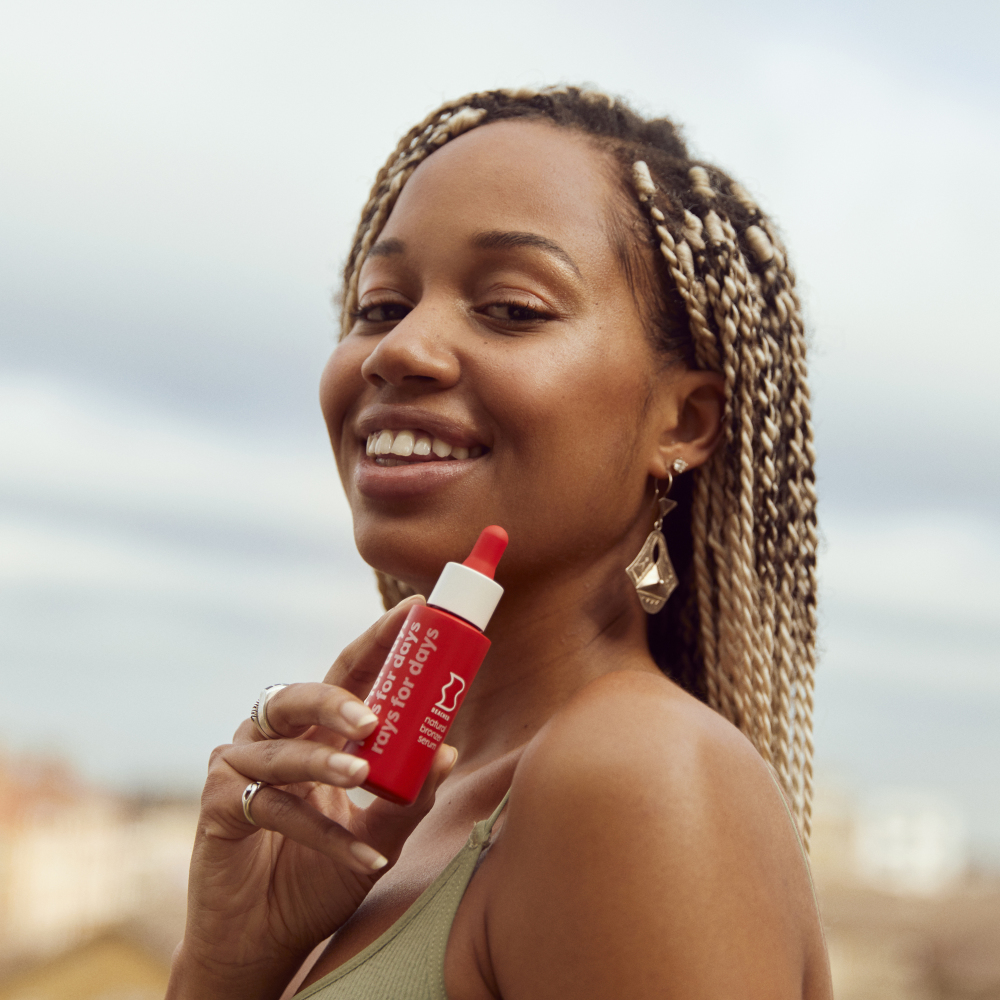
[485,670,832,1000]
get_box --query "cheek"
[477,337,654,562]
[320,339,370,458]
[485,335,652,479]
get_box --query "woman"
[167,87,830,999]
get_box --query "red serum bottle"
[349,526,509,805]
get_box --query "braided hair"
[339,87,819,844]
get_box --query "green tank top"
[293,790,511,1000]
[292,766,816,999]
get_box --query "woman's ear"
[648,369,725,479]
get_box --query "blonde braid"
[340,89,818,844]
[757,219,817,839]
[715,248,769,757]
[726,211,778,763]
[696,205,765,750]
[781,260,818,839]
[744,220,796,800]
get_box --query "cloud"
[0,374,348,544]
[821,510,1000,639]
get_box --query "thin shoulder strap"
[484,788,512,833]
[470,788,512,846]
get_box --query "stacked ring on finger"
[242,780,268,825]
[250,683,288,740]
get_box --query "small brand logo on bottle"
[435,673,466,713]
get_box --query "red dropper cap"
[462,525,509,579]
[427,525,509,630]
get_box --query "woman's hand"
[167,595,456,1000]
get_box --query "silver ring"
[242,780,267,825]
[250,683,288,740]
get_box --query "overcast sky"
[1,0,998,860]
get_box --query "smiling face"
[322,119,688,593]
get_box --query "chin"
[351,510,473,592]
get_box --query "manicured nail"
[349,841,388,870]
[340,701,379,729]
[328,753,369,781]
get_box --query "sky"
[1,0,998,860]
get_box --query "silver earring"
[626,472,679,614]
[671,457,689,473]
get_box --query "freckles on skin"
[323,120,671,582]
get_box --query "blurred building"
[854,791,967,896]
[810,780,1000,1000]
[0,933,169,1000]
[0,751,196,997]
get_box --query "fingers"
[324,594,426,696]
[230,596,426,748]
[251,785,388,872]
[231,596,426,747]
[223,737,370,789]
[360,743,459,857]
[202,757,389,874]
[243,682,381,744]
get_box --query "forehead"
[377,119,620,256]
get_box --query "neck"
[443,540,660,774]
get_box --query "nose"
[360,304,461,391]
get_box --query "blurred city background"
[1,1,997,997]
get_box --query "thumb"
[358,744,459,861]
[325,594,426,698]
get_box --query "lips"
[365,428,486,463]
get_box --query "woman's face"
[322,119,681,592]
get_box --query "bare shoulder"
[511,669,788,847]
[483,670,832,1000]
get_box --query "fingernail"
[328,753,368,781]
[341,701,379,729]
[349,841,388,871]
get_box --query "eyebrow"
[364,230,581,276]
[366,237,406,259]
[471,230,581,275]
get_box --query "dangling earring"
[626,459,687,613]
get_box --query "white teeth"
[390,430,415,456]
[366,429,485,460]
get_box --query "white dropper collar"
[427,525,508,631]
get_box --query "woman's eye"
[480,302,550,323]
[357,302,410,323]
